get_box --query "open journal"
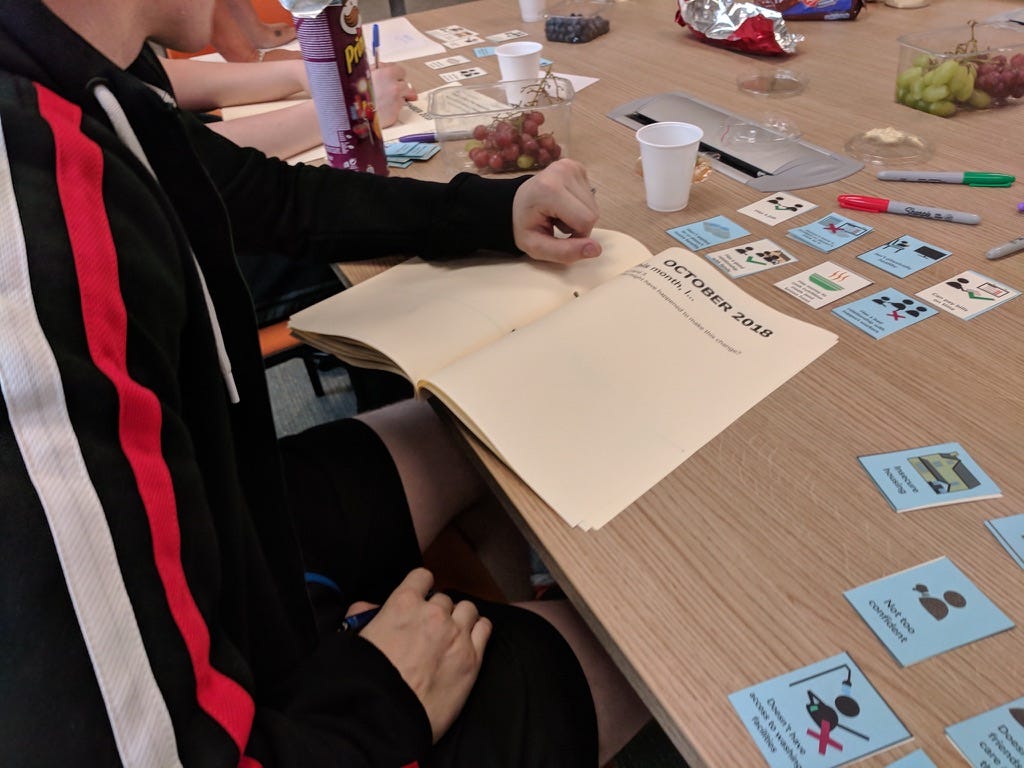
[289,229,838,530]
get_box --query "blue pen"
[371,23,380,69]
[340,606,381,633]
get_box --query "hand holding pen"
[348,569,491,743]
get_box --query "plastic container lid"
[736,68,809,98]
[844,126,932,166]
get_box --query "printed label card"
[425,54,471,69]
[915,270,1020,320]
[738,193,818,226]
[666,216,750,250]
[440,67,488,82]
[858,442,1001,512]
[729,652,910,768]
[774,262,873,308]
[986,513,1024,570]
[832,289,938,339]
[946,696,1024,767]
[787,213,873,252]
[857,236,952,278]
[705,238,798,277]
[486,29,528,41]
[845,557,1013,667]
[886,749,937,767]
[425,25,485,48]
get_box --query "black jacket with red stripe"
[0,2,526,765]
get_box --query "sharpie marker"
[877,170,1015,187]
[837,194,981,225]
[986,236,1024,260]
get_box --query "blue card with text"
[832,289,938,339]
[857,235,951,278]
[667,216,749,250]
[986,513,1024,570]
[946,696,1024,767]
[887,750,937,767]
[858,442,1001,512]
[729,652,910,768]
[845,557,1014,667]
[786,213,873,252]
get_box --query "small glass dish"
[722,113,802,146]
[736,68,809,98]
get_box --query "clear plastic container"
[428,76,574,176]
[895,21,1024,117]
[544,0,614,44]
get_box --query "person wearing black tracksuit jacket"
[0,1,650,766]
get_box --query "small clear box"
[895,21,1024,117]
[545,0,614,43]
[428,77,574,176]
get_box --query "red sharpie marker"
[837,194,981,225]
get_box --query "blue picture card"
[667,215,750,250]
[946,695,1024,767]
[886,749,937,768]
[844,557,1014,667]
[786,213,873,252]
[858,442,1001,513]
[857,235,951,278]
[729,652,910,768]
[986,513,1024,570]
[832,289,938,339]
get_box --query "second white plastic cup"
[518,0,546,23]
[495,41,543,82]
[636,122,704,212]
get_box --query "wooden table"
[342,2,1024,765]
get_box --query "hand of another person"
[371,63,418,128]
[357,568,491,743]
[511,158,602,265]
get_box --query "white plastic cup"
[495,41,543,81]
[636,122,704,212]
[518,0,546,23]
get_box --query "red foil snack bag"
[676,0,803,55]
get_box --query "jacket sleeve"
[0,77,434,768]
[180,111,530,266]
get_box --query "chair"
[258,320,326,397]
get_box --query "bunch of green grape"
[896,51,1024,117]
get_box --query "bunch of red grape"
[974,53,1024,101]
[465,110,563,173]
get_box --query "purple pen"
[398,130,474,143]
[1018,201,1024,213]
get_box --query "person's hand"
[511,158,602,264]
[356,568,491,743]
[371,63,418,128]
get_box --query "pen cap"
[836,194,887,213]
[963,172,1015,187]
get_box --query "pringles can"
[281,0,386,174]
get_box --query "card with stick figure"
[845,557,1014,667]
[857,235,952,278]
[946,695,1024,767]
[787,213,873,253]
[440,66,488,82]
[738,192,818,226]
[832,289,938,339]
[729,652,910,768]
[705,238,798,277]
[915,270,1020,320]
